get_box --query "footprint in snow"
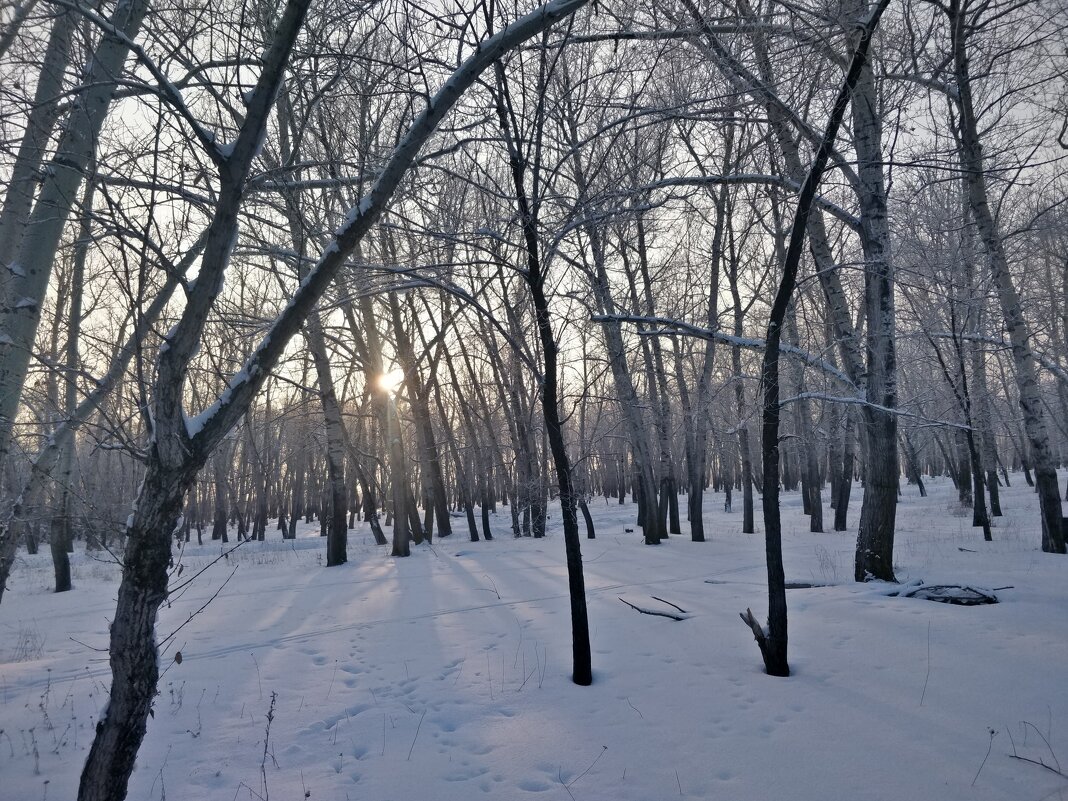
[517,778,551,792]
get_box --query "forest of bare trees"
[1,0,1066,797]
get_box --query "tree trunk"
[747,0,886,673]
[78,457,199,801]
[308,322,349,566]
[834,412,855,531]
[0,0,149,478]
[728,259,756,534]
[494,59,591,682]
[558,64,662,543]
[848,0,898,581]
[948,0,1062,550]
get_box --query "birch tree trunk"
[947,0,1063,552]
[0,0,149,477]
[0,7,77,300]
[848,0,899,581]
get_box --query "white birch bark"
[948,0,1064,553]
[0,0,149,478]
[0,7,76,300]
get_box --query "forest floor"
[2,474,1067,801]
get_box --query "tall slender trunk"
[948,0,1063,552]
[972,353,1001,515]
[493,56,591,682]
[684,115,733,540]
[0,0,149,477]
[0,8,77,299]
[558,65,662,543]
[834,412,855,531]
[786,305,823,532]
[633,218,680,535]
[742,0,887,673]
[307,321,349,565]
[848,0,898,580]
[728,261,756,533]
[50,175,93,591]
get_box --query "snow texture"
[1,475,1066,801]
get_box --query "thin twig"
[158,566,239,656]
[1021,720,1063,773]
[1008,754,1068,779]
[167,542,247,595]
[481,574,501,599]
[517,666,538,692]
[325,660,338,701]
[251,653,263,700]
[567,745,608,788]
[920,621,931,706]
[407,709,426,761]
[559,768,577,801]
[973,729,997,786]
[626,698,643,719]
[260,692,276,801]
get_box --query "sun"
[377,368,405,393]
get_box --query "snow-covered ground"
[2,475,1066,801]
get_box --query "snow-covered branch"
[781,392,973,431]
[592,313,856,390]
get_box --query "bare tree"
[73,2,593,798]
[943,0,1065,553]
[742,0,889,676]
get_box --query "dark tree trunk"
[579,498,596,539]
[78,458,199,801]
[494,62,591,683]
[738,0,886,673]
[49,517,71,593]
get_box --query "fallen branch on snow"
[618,597,690,621]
